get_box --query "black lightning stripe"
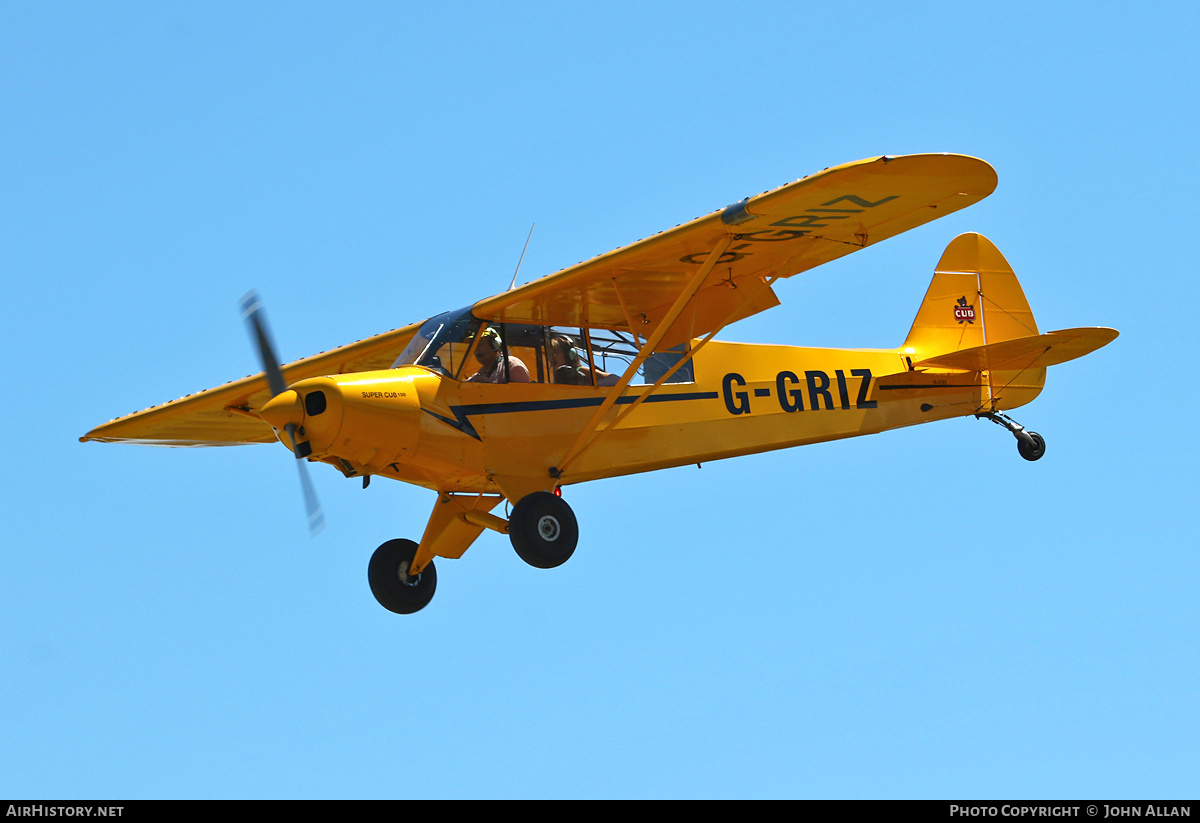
[423,391,720,441]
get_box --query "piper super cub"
[81,154,1118,614]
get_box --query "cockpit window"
[392,309,695,386]
[391,307,482,378]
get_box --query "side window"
[439,337,476,379]
[644,346,695,384]
[500,323,543,383]
[585,330,694,386]
[460,323,537,384]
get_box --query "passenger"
[549,335,619,387]
[549,336,589,385]
[466,328,530,384]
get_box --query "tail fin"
[900,233,1044,412]
[902,232,1039,360]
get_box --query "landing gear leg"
[975,411,1046,462]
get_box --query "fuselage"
[264,338,1033,495]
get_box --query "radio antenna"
[508,223,536,291]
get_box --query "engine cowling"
[261,370,423,472]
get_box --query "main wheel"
[368,539,436,614]
[1017,431,1046,462]
[509,491,578,569]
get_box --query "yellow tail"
[902,232,1040,357]
[882,232,1116,425]
[901,233,1045,412]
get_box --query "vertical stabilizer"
[902,233,1038,359]
[901,233,1045,411]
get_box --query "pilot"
[467,327,530,384]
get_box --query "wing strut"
[557,269,781,474]
[595,273,781,440]
[554,237,732,471]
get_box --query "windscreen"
[391,307,482,379]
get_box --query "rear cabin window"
[584,329,695,386]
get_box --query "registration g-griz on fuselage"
[722,367,877,415]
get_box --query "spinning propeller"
[239,291,326,536]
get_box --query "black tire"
[368,539,436,614]
[1017,431,1046,462]
[509,491,578,569]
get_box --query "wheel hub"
[537,515,561,542]
[396,559,420,587]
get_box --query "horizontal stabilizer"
[912,327,1118,372]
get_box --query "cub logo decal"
[954,296,976,324]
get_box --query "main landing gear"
[508,491,579,569]
[368,539,437,615]
[366,491,579,614]
[976,411,1046,461]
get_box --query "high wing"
[82,154,995,448]
[475,154,997,349]
[81,322,420,446]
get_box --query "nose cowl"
[258,373,417,468]
[260,389,303,430]
[259,383,342,458]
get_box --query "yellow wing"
[81,322,420,446]
[475,154,997,349]
[83,154,995,447]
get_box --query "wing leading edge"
[81,322,420,446]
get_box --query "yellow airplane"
[81,154,1117,615]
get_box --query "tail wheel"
[368,539,436,614]
[1017,431,1046,462]
[509,491,578,569]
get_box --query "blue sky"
[2,1,1197,799]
